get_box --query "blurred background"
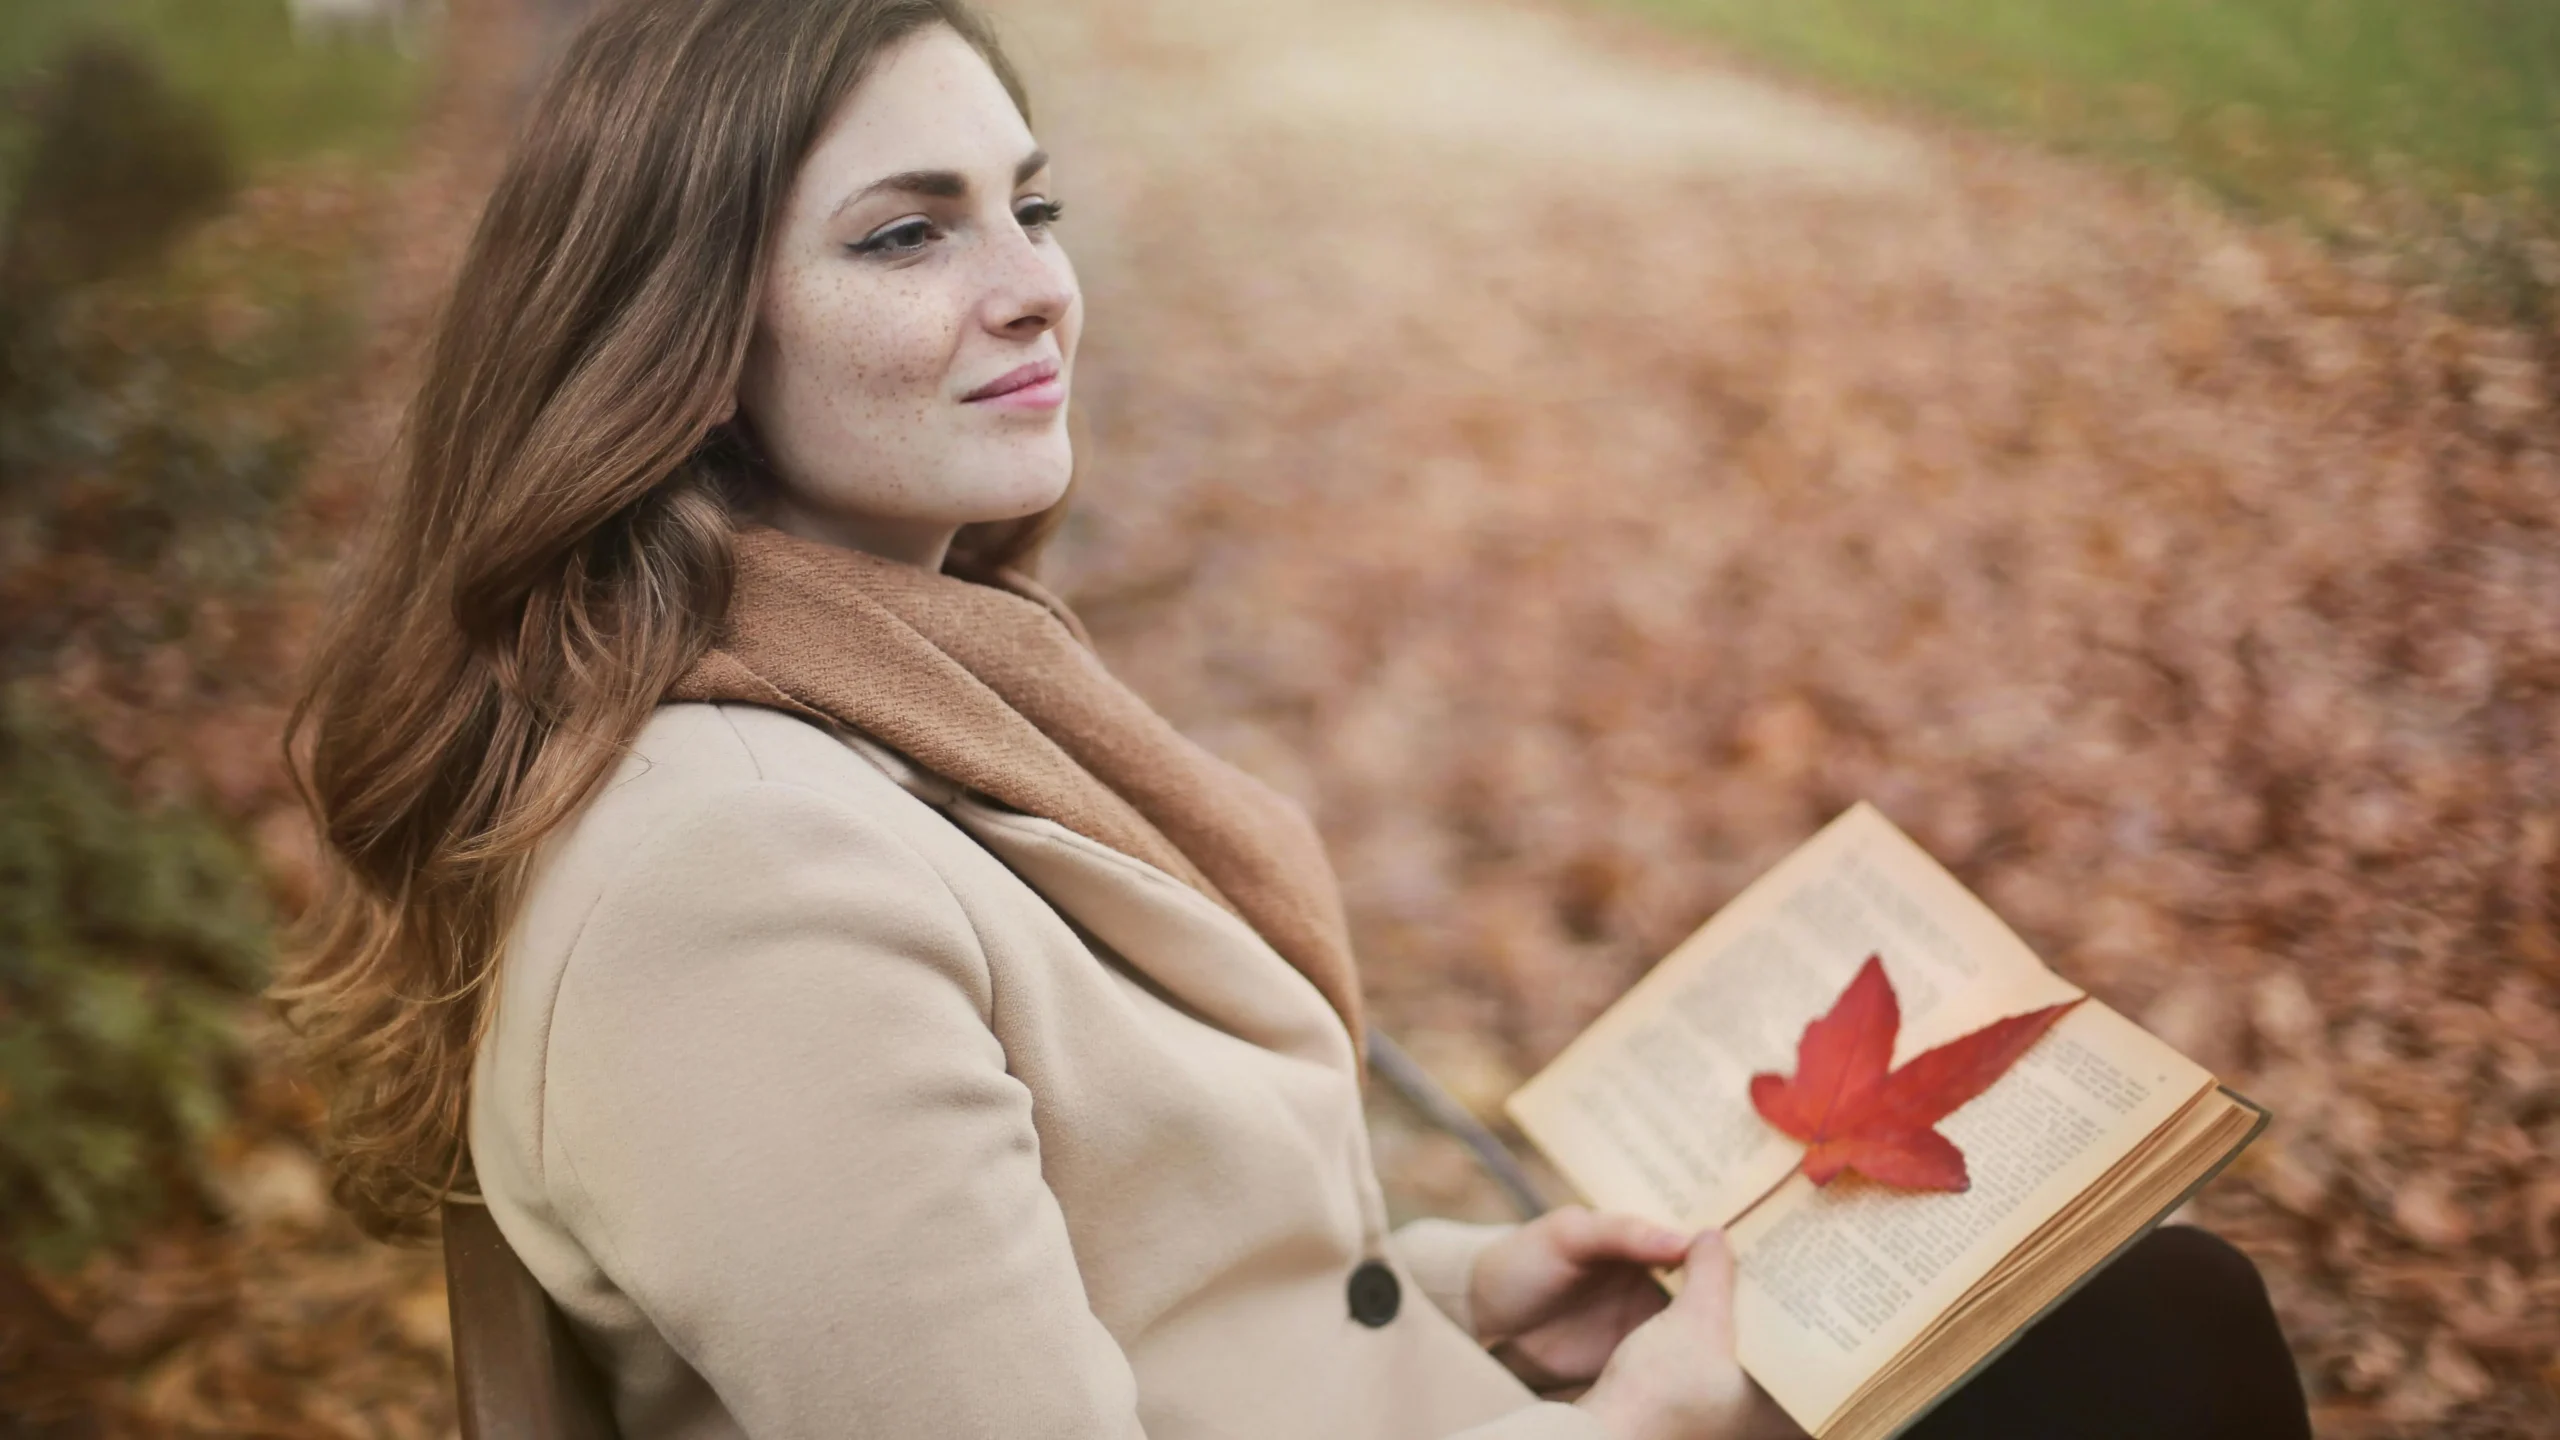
[2,0,2554,1435]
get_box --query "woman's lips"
[962,359,1064,409]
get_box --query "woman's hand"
[1467,1206,1694,1389]
[1574,1229,1803,1440]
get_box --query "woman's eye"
[1016,198,1066,231]
[851,218,940,256]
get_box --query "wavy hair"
[278,0,1057,1239]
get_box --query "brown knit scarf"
[667,524,1364,1046]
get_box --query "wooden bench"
[441,1201,617,1440]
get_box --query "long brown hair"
[280,0,1058,1240]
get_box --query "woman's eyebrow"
[834,149,1051,215]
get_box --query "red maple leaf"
[1748,955,2081,1191]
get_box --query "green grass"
[0,0,423,176]
[1618,0,2560,305]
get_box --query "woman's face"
[736,25,1080,567]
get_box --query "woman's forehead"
[799,27,1038,202]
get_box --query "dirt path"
[983,0,2560,1434]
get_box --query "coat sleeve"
[536,778,1614,1440]
[1388,1218,1515,1342]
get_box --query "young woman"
[283,2,2313,1437]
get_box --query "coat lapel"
[834,729,1352,1073]
[946,800,1355,1074]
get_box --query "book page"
[1726,1002,2209,1432]
[1506,803,2083,1232]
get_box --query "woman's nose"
[980,226,1076,337]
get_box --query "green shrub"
[0,690,271,1272]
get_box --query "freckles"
[773,260,966,505]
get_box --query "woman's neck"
[757,494,956,572]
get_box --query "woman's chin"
[958,457,1074,521]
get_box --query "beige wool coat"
[468,699,1610,1440]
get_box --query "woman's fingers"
[1572,1226,1770,1440]
[1672,1228,1738,1354]
[1551,1206,1692,1266]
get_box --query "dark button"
[1347,1259,1401,1327]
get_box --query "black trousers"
[1905,1226,2312,1440]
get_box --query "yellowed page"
[1726,1002,2208,1433]
[1825,1092,2258,1440]
[1505,803,2082,1232]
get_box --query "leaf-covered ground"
[1008,0,2559,1431]
[24,0,2558,1434]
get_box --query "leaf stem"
[1725,1161,1800,1231]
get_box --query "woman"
[283,2,2312,1437]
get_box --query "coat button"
[1347,1259,1401,1327]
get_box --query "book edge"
[1862,1087,2273,1440]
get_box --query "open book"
[1504,804,2266,1440]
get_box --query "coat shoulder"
[517,703,937,948]
[471,704,978,1171]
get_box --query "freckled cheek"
[786,279,955,414]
